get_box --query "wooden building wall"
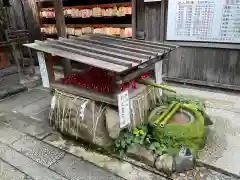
[136,0,240,90]
[6,0,41,41]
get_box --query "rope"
[50,86,161,143]
[91,103,107,143]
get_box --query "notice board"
[166,0,240,43]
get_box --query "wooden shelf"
[42,24,131,28]
[41,15,132,25]
[41,2,131,11]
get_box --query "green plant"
[114,124,148,157]
[160,92,206,113]
[113,93,207,159]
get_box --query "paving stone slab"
[0,74,19,87]
[23,121,53,140]
[0,143,67,180]
[0,112,34,130]
[11,136,65,167]
[50,154,123,180]
[0,89,50,111]
[0,112,53,140]
[44,133,167,180]
[17,97,51,116]
[0,67,18,78]
[23,176,34,180]
[173,166,240,180]
[0,159,26,180]
[0,123,25,145]
[31,108,50,122]
[170,85,240,112]
[0,84,27,100]
[199,108,240,176]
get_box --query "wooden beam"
[51,82,118,106]
[163,77,240,91]
[160,0,166,42]
[53,0,66,37]
[45,53,55,82]
[24,43,128,72]
[132,0,137,39]
[53,0,72,76]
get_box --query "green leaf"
[145,137,151,144]
[153,142,161,148]
[148,144,156,150]
[121,140,126,148]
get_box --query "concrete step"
[0,83,27,100]
[0,66,18,78]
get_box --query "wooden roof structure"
[24,34,177,73]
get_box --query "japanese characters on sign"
[118,90,131,129]
[167,0,240,43]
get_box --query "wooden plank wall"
[136,0,240,89]
[6,0,41,41]
[137,1,163,42]
[137,0,168,73]
[21,0,41,42]
[167,47,240,88]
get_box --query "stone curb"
[0,84,27,100]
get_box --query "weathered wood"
[136,0,145,32]
[117,58,168,84]
[61,38,150,59]
[116,63,154,84]
[144,1,162,42]
[135,0,240,90]
[24,43,128,72]
[50,81,152,106]
[10,43,23,80]
[53,0,72,76]
[89,36,165,54]
[41,2,132,11]
[98,34,175,48]
[167,47,240,87]
[46,39,140,66]
[46,41,135,68]
[45,53,55,82]
[160,0,165,42]
[57,38,144,63]
[163,77,240,91]
[51,82,118,105]
[132,0,137,39]
[71,36,159,56]
[165,41,240,50]
[94,34,172,50]
[53,0,66,37]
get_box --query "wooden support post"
[132,0,137,39]
[46,54,55,82]
[11,43,24,80]
[160,0,166,42]
[53,0,72,76]
[0,48,8,68]
[27,45,35,75]
[159,0,166,86]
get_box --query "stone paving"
[0,86,239,180]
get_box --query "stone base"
[0,84,27,100]
[19,75,41,89]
